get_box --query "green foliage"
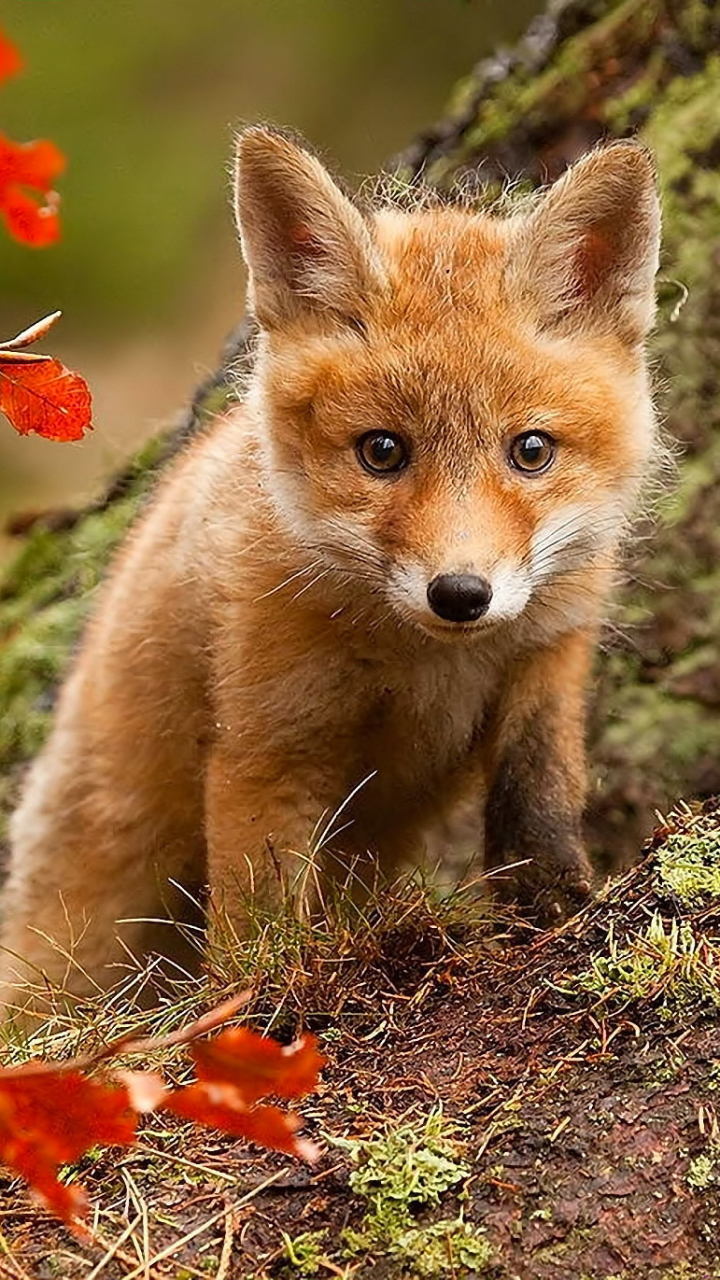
[334,1110,493,1277]
[686,1149,719,1192]
[655,825,720,906]
[573,914,720,1016]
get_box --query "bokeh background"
[0,0,542,538]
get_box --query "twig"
[85,1215,143,1280]
[214,1200,235,1280]
[120,1169,289,1280]
[0,1227,34,1280]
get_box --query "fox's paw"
[491,856,595,929]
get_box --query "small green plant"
[332,1110,493,1276]
[281,1229,327,1276]
[686,1149,719,1191]
[655,826,720,905]
[389,1218,493,1278]
[571,913,720,1015]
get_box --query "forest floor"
[0,804,719,1280]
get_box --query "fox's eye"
[509,431,555,474]
[357,431,408,476]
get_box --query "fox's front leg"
[484,631,594,924]
[204,748,327,941]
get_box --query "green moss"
[281,1230,327,1276]
[588,50,720,836]
[430,0,658,186]
[570,913,720,1015]
[655,824,720,905]
[687,1149,719,1191]
[334,1111,493,1277]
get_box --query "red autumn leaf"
[191,1029,325,1105]
[0,31,22,84]
[162,1084,318,1160]
[0,1065,137,1229]
[0,136,65,191]
[0,185,59,247]
[0,997,323,1228]
[0,356,92,440]
[0,136,65,249]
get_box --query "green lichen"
[281,1230,327,1276]
[655,824,720,905]
[571,913,720,1015]
[333,1111,493,1277]
[687,1149,719,1191]
[387,1218,494,1279]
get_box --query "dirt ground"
[0,804,718,1280]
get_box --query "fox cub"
[0,130,660,1018]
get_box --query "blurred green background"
[0,0,541,536]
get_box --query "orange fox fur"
[0,131,660,1020]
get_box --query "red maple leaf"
[0,998,323,1227]
[0,30,22,85]
[0,1065,137,1230]
[163,1085,316,1159]
[164,1030,324,1160]
[0,27,65,246]
[0,311,92,440]
[192,1029,325,1104]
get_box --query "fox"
[0,129,661,1022]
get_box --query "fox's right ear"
[510,143,660,346]
[234,128,386,331]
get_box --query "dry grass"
[0,864,499,1071]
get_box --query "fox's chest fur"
[217,607,501,780]
[205,506,507,854]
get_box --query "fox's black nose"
[427,573,493,623]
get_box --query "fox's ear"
[234,128,385,331]
[510,143,660,346]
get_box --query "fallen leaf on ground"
[0,1065,136,1231]
[192,1028,325,1104]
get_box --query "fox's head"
[234,128,660,643]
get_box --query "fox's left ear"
[510,143,660,346]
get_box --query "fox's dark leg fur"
[483,630,594,924]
